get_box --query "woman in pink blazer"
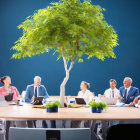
[0,76,19,100]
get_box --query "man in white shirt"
[98,79,119,139]
[104,79,120,98]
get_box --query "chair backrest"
[106,124,140,140]
[9,127,91,140]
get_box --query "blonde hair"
[81,81,90,89]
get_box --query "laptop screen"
[4,93,14,101]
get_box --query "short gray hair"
[34,76,41,82]
[124,77,132,83]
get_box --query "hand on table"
[118,96,123,101]
[129,102,134,106]
[133,96,139,105]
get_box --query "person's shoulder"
[104,88,110,94]
[11,86,17,90]
[28,84,34,87]
[105,88,110,92]
[119,86,124,90]
[87,89,92,94]
[78,90,82,95]
[131,86,139,90]
[40,85,46,89]
[27,84,34,89]
[114,88,119,91]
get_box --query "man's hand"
[133,96,139,105]
[129,102,134,106]
[118,96,123,101]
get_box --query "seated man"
[118,77,139,105]
[98,79,119,139]
[104,79,120,98]
[25,76,49,128]
[25,76,48,103]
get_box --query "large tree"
[11,0,118,107]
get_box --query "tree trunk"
[60,48,74,107]
[60,70,69,107]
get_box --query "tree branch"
[61,47,68,72]
[68,60,74,72]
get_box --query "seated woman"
[71,81,94,128]
[78,81,94,102]
[0,76,19,100]
[0,76,20,140]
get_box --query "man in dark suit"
[119,77,139,104]
[25,76,50,128]
[25,76,49,102]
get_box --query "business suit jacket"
[119,86,139,104]
[25,84,49,103]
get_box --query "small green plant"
[88,101,97,108]
[88,101,107,110]
[96,101,107,110]
[46,101,61,109]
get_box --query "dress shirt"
[78,89,93,102]
[104,88,120,98]
[34,86,39,97]
[125,86,131,98]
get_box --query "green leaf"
[46,101,61,108]
[11,0,118,65]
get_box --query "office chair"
[106,124,140,140]
[9,127,91,140]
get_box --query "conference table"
[0,103,140,121]
[1,98,140,140]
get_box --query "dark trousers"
[42,120,56,128]
[27,120,36,128]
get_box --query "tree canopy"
[11,0,118,63]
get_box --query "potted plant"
[46,101,61,113]
[96,101,107,113]
[88,101,107,113]
[88,101,97,113]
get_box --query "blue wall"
[0,0,140,96]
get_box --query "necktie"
[35,87,37,97]
[124,89,127,103]
[112,90,114,98]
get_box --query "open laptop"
[31,97,44,105]
[75,98,86,105]
[0,96,8,106]
[4,93,14,101]
[101,98,118,105]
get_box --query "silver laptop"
[101,98,118,105]
[0,96,8,107]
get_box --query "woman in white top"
[71,81,94,128]
[78,81,94,102]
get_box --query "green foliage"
[88,101,97,108]
[88,101,107,110]
[96,101,107,110]
[11,0,118,62]
[46,101,61,108]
